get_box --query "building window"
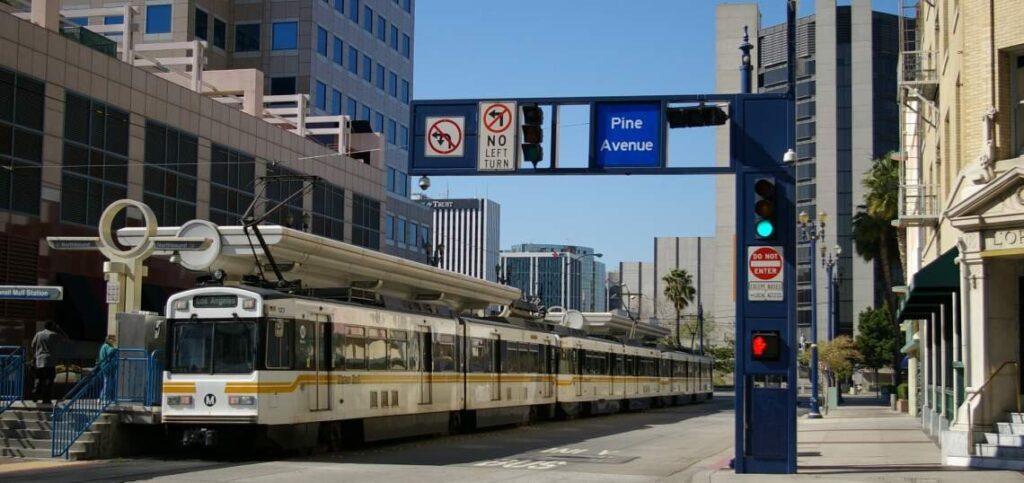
[387,118,397,145]
[349,0,359,23]
[376,16,386,42]
[67,17,88,26]
[402,0,411,14]
[212,17,226,49]
[388,71,398,97]
[331,89,342,115]
[400,79,410,104]
[209,144,255,225]
[312,182,344,241]
[335,0,344,14]
[362,6,373,33]
[359,104,370,121]
[0,68,44,215]
[401,33,410,58]
[146,4,172,34]
[264,164,305,229]
[103,15,123,40]
[362,54,372,82]
[194,8,208,40]
[796,182,816,202]
[235,24,260,52]
[399,124,408,149]
[348,47,359,75]
[315,81,327,111]
[269,77,296,95]
[375,63,385,91]
[395,216,406,244]
[1015,55,1024,156]
[395,170,407,196]
[317,26,328,57]
[373,112,384,134]
[61,92,129,226]
[386,167,396,193]
[420,225,429,252]
[352,194,380,250]
[333,36,343,65]
[272,21,298,50]
[407,221,418,249]
[385,213,394,241]
[143,122,198,226]
[347,98,357,117]
[390,25,398,50]
[796,122,815,140]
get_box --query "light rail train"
[160,285,713,449]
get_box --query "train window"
[469,338,491,373]
[624,355,634,376]
[171,323,212,373]
[368,328,388,370]
[344,326,366,370]
[331,323,345,369]
[559,348,574,374]
[264,319,293,370]
[295,320,316,370]
[389,330,408,371]
[503,342,516,373]
[434,333,456,372]
[614,354,624,376]
[214,322,256,373]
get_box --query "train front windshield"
[170,320,258,374]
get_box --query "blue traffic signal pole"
[808,234,822,419]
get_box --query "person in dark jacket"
[31,321,65,405]
[98,334,118,400]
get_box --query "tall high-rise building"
[713,2,900,343]
[56,0,429,262]
[500,244,605,311]
[416,198,500,281]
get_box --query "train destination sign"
[591,101,663,168]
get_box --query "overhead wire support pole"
[240,174,321,287]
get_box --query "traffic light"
[751,331,780,360]
[521,104,544,167]
[753,178,776,239]
[666,105,729,128]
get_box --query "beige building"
[897,0,1024,468]
[0,2,388,346]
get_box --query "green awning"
[896,247,959,322]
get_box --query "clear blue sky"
[413,1,896,269]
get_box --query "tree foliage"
[679,315,717,352]
[852,153,902,313]
[856,304,900,373]
[662,269,696,347]
[707,337,734,375]
[819,336,861,382]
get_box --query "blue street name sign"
[591,101,663,168]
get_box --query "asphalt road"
[0,394,736,483]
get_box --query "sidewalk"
[696,396,1024,482]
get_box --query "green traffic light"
[755,219,775,238]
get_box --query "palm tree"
[662,269,696,349]
[853,153,903,314]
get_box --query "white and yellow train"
[160,285,713,449]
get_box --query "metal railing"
[51,349,120,458]
[899,183,940,220]
[965,361,1020,455]
[0,346,25,415]
[145,350,163,408]
[900,50,939,85]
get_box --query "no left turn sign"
[477,101,518,171]
[425,116,465,157]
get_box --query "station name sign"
[0,285,63,301]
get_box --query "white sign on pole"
[424,116,465,157]
[106,280,121,304]
[477,101,517,171]
[747,246,784,302]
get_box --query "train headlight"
[173,299,188,311]
[228,395,256,406]
[241,298,257,311]
[167,395,193,406]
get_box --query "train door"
[490,335,501,401]
[545,342,556,398]
[308,315,330,411]
[575,347,584,397]
[419,326,432,405]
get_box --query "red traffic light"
[751,331,780,360]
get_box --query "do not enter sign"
[748,246,783,301]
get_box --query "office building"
[895,0,1024,467]
[714,2,900,344]
[45,0,429,262]
[415,198,500,281]
[500,244,605,311]
[0,5,389,344]
[619,237,719,346]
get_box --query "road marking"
[473,459,568,470]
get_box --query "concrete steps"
[0,407,106,460]
[971,411,1024,469]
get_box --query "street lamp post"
[799,210,827,419]
[821,244,841,341]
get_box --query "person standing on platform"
[30,320,65,405]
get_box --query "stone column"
[940,304,947,420]
[31,0,60,32]
[951,293,960,422]
[922,314,930,411]
[931,312,938,413]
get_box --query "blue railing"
[0,346,25,415]
[51,349,120,458]
[145,350,163,407]
[51,348,155,458]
